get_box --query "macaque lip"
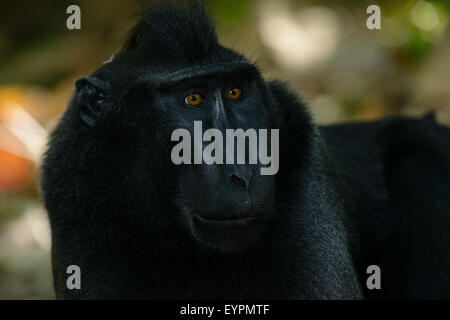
[193,213,261,226]
[191,212,267,253]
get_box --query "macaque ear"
[75,77,110,127]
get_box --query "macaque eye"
[185,93,203,106]
[227,88,242,100]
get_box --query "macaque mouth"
[193,213,260,225]
[191,212,267,252]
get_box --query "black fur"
[42,1,450,299]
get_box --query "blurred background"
[0,0,449,299]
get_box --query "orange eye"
[185,93,203,106]
[227,88,242,100]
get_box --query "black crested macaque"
[42,2,450,299]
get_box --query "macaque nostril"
[231,174,246,188]
[231,174,252,209]
[231,172,252,190]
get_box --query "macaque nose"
[231,166,253,190]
